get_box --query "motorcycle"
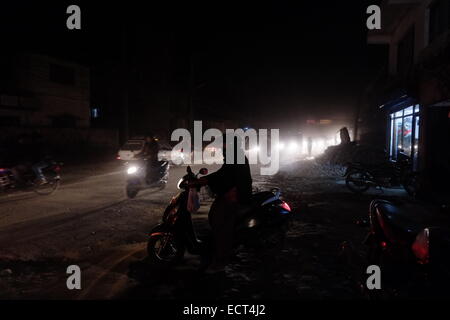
[147,166,293,264]
[0,160,62,195]
[344,151,418,196]
[125,159,169,198]
[362,199,450,283]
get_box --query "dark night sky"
[1,0,386,129]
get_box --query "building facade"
[0,53,90,128]
[0,53,120,150]
[367,0,450,196]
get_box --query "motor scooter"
[125,159,169,198]
[147,166,293,264]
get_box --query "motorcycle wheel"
[126,183,139,199]
[346,170,370,194]
[33,178,60,195]
[147,233,185,263]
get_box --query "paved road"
[0,161,273,299]
[0,163,217,257]
[1,160,429,300]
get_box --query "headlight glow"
[127,166,138,174]
[288,141,298,152]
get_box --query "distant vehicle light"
[127,166,138,174]
[288,141,298,152]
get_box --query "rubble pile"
[317,143,387,166]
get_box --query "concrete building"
[0,53,90,128]
[366,0,450,196]
[0,53,119,150]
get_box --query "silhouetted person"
[190,135,252,273]
[340,127,351,144]
[136,133,160,182]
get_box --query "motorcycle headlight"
[127,166,138,174]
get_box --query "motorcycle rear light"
[116,155,121,160]
[412,228,430,264]
[381,241,387,248]
[53,165,61,173]
[280,201,291,212]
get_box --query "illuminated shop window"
[389,104,420,167]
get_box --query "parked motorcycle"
[362,199,450,282]
[147,166,292,264]
[125,159,169,198]
[344,151,418,196]
[0,160,62,195]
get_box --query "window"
[91,108,100,119]
[49,64,75,85]
[429,0,450,43]
[389,104,421,167]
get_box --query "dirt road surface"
[1,160,442,300]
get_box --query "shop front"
[388,103,421,170]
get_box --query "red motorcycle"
[147,166,293,264]
[363,199,450,283]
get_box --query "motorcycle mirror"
[187,166,192,174]
[199,168,208,175]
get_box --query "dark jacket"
[207,156,252,204]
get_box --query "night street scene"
[1,0,450,312]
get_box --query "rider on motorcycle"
[8,133,51,185]
[189,135,253,273]
[135,133,160,183]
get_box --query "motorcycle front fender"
[127,176,142,184]
[149,223,172,237]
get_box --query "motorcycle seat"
[374,201,420,244]
[250,191,274,204]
